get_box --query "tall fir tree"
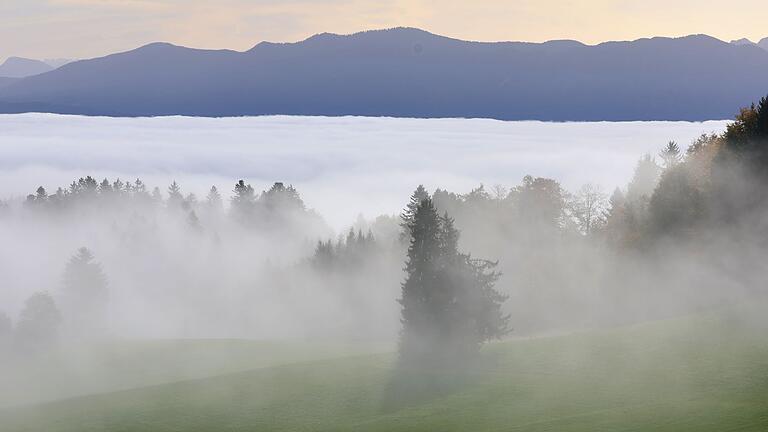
[206,185,223,210]
[61,247,108,335]
[398,198,509,366]
[659,141,682,170]
[399,184,429,242]
[167,181,184,209]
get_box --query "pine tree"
[231,180,256,221]
[260,182,305,212]
[399,185,429,241]
[133,178,150,202]
[626,154,661,202]
[398,198,509,366]
[206,185,223,210]
[648,164,702,236]
[167,181,183,209]
[113,178,125,195]
[62,247,108,335]
[99,178,113,195]
[659,141,682,170]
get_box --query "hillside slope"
[3,309,767,431]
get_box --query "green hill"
[2,309,768,431]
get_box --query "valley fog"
[0,114,728,228]
[0,115,733,340]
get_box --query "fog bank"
[0,114,728,229]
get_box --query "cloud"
[0,114,728,229]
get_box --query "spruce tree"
[231,180,256,222]
[206,185,223,210]
[62,247,108,335]
[167,181,184,209]
[398,198,509,366]
[399,185,429,241]
[659,141,682,170]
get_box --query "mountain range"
[1,28,768,121]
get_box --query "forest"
[1,95,768,369]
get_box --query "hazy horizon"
[2,0,768,62]
[2,27,767,65]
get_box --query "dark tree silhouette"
[231,180,256,222]
[648,165,703,236]
[260,182,305,212]
[398,197,509,366]
[25,186,48,208]
[511,175,566,231]
[400,185,429,242]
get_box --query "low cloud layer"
[0,114,728,229]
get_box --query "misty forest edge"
[2,94,768,368]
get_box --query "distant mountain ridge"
[2,28,768,121]
[0,57,53,78]
[0,57,75,78]
[730,38,768,51]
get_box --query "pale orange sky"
[2,0,768,62]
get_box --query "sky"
[1,0,767,62]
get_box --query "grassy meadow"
[2,306,767,431]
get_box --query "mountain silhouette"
[0,57,53,78]
[1,28,768,120]
[730,38,768,51]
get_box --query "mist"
[0,114,728,229]
[0,114,729,335]
[2,112,767,418]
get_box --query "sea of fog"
[0,114,728,229]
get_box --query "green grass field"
[2,308,768,431]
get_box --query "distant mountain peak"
[136,41,183,51]
[0,56,53,78]
[730,37,768,52]
[731,38,755,45]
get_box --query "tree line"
[2,94,767,365]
